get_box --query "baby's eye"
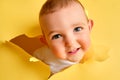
[74,27,83,32]
[52,34,62,40]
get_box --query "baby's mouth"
[68,48,80,55]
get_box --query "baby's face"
[40,3,93,62]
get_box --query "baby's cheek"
[80,36,91,51]
[52,46,67,59]
[84,38,91,51]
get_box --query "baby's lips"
[68,48,80,54]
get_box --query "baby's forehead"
[39,2,87,32]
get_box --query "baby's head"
[39,0,93,62]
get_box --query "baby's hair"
[39,0,88,20]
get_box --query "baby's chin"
[54,52,85,62]
[67,57,81,62]
[67,53,84,62]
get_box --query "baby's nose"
[65,36,79,48]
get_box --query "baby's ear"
[40,35,47,45]
[88,19,94,31]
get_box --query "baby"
[33,0,93,74]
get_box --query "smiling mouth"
[68,48,80,55]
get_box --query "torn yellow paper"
[29,57,40,62]
[0,0,44,41]
[0,41,50,80]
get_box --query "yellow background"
[0,0,120,80]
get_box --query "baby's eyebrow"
[48,31,55,36]
[72,22,86,26]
